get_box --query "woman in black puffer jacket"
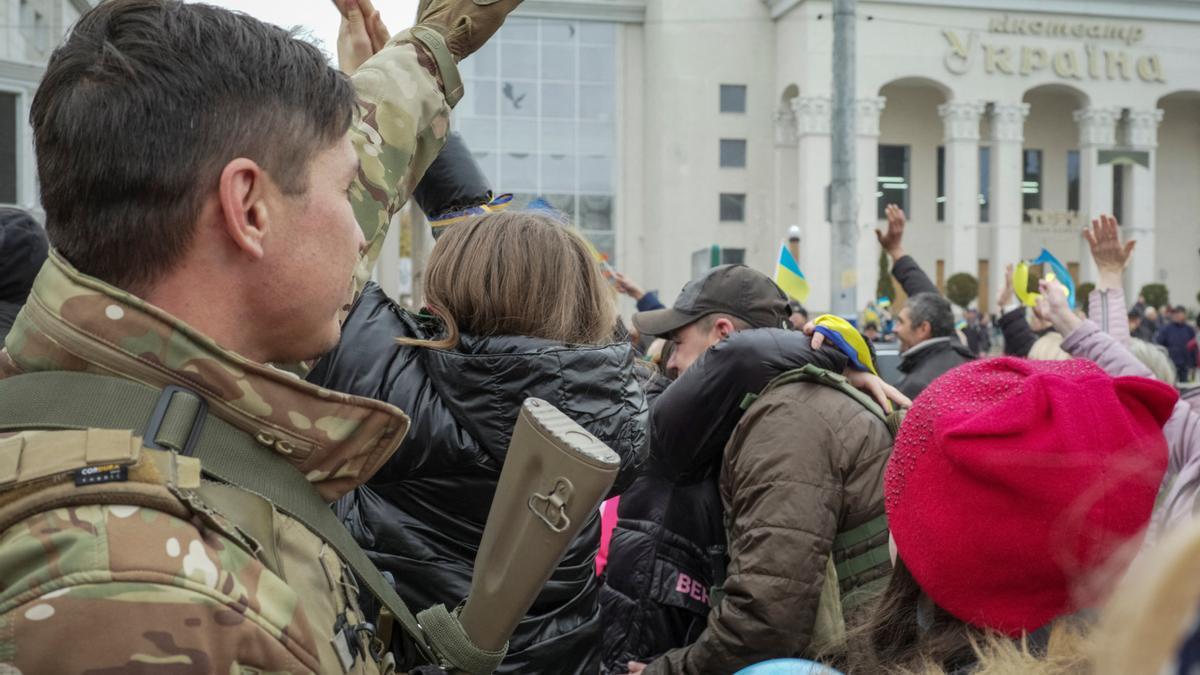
[309,211,646,674]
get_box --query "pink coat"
[1063,288,1200,539]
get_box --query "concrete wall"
[1156,94,1200,308]
[640,0,776,305]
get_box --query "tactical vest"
[737,363,904,651]
[0,371,502,675]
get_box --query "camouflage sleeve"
[349,32,456,295]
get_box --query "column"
[938,101,987,275]
[989,102,1030,306]
[1126,108,1163,297]
[855,97,887,308]
[795,96,832,311]
[1074,106,1121,285]
[773,100,800,253]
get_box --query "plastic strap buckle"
[143,385,208,457]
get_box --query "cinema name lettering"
[943,16,1166,84]
[1026,209,1083,231]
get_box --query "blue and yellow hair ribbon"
[1014,248,1075,309]
[814,315,877,375]
[775,242,810,303]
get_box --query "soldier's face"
[259,135,365,361]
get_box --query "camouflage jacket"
[0,33,452,675]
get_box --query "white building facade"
[454,0,1200,315]
[0,0,96,212]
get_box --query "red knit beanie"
[886,357,1177,637]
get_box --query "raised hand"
[1034,278,1081,336]
[612,272,645,300]
[997,263,1015,311]
[876,203,907,259]
[1084,214,1136,291]
[417,0,524,62]
[336,0,391,75]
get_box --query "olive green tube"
[458,398,621,653]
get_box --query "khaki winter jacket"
[647,380,894,674]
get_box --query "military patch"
[74,463,129,486]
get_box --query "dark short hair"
[1128,309,1143,320]
[907,293,955,338]
[31,0,356,290]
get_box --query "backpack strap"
[741,363,887,420]
[0,371,480,670]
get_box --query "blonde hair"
[1128,338,1177,386]
[398,211,617,350]
[829,560,1092,675]
[1029,332,1072,361]
[1090,516,1200,674]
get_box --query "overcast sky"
[194,0,421,61]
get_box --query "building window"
[0,92,17,205]
[1022,149,1043,222]
[721,248,746,265]
[936,146,991,222]
[719,139,746,168]
[720,84,747,114]
[18,0,48,54]
[1067,150,1080,213]
[936,146,945,222]
[719,193,746,222]
[978,146,991,223]
[877,145,910,218]
[1113,164,1125,225]
[691,247,746,278]
[452,18,619,264]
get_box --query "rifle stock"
[458,398,621,653]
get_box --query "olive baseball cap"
[633,264,791,337]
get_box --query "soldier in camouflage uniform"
[0,0,520,672]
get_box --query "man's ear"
[917,321,934,341]
[218,158,271,260]
[714,317,737,339]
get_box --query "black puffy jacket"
[600,330,848,671]
[308,283,647,674]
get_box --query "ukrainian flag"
[814,315,878,376]
[775,243,810,303]
[1014,248,1076,309]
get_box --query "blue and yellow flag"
[1014,248,1076,309]
[428,194,513,238]
[775,243,810,303]
[814,315,878,375]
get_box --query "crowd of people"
[1,1,1199,674]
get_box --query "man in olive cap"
[632,264,792,375]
